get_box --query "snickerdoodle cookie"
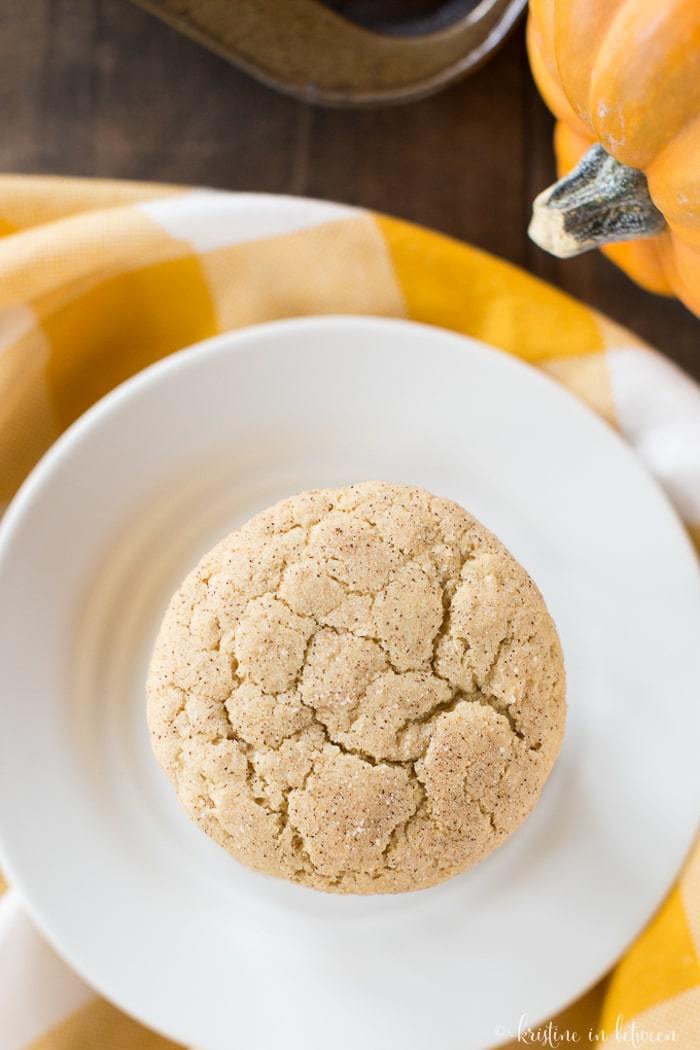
[147,482,565,893]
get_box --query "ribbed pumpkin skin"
[527,0,700,316]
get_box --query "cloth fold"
[0,176,698,1049]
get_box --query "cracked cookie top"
[147,482,566,894]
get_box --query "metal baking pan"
[129,0,527,107]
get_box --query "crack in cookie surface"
[147,482,566,894]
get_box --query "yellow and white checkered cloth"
[0,175,698,1049]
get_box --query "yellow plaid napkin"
[0,175,698,1049]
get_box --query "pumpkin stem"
[529,143,666,259]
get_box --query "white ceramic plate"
[0,317,698,1050]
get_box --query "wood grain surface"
[2,0,698,375]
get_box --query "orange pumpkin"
[527,0,700,317]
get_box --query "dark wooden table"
[3,0,698,377]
